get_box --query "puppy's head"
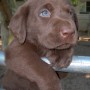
[9,0,78,49]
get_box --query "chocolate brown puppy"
[2,0,78,90]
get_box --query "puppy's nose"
[60,27,75,38]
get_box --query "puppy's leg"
[2,70,39,90]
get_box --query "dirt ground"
[0,41,90,90]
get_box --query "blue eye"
[40,9,51,17]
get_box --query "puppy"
[2,0,78,90]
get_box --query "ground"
[61,73,90,90]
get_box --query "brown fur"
[2,0,78,90]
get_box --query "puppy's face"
[9,0,78,68]
[9,0,78,67]
[26,0,78,50]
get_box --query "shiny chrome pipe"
[0,51,90,73]
[0,51,5,66]
[42,56,90,73]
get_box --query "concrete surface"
[61,73,90,90]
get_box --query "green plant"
[71,0,79,6]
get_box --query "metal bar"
[0,51,5,65]
[0,51,90,73]
[42,56,90,73]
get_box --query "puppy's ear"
[9,2,29,43]
[73,12,78,31]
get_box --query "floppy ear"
[9,2,29,43]
[73,12,78,31]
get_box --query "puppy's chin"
[54,44,73,50]
[45,43,74,50]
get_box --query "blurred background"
[0,0,90,90]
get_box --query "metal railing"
[0,51,90,73]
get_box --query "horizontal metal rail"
[0,51,5,65]
[42,56,90,73]
[0,51,90,73]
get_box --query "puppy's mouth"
[55,43,74,50]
